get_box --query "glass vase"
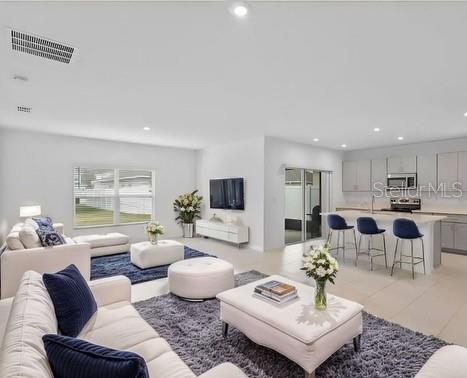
[148,233,158,245]
[314,279,327,310]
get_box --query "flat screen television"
[210,178,244,210]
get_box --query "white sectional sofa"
[415,345,467,378]
[1,222,91,299]
[0,270,246,378]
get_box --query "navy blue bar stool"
[391,218,426,279]
[356,217,388,270]
[326,214,357,262]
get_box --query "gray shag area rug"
[134,270,447,378]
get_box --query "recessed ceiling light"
[397,136,404,140]
[143,127,151,131]
[373,127,380,132]
[341,144,347,148]
[464,112,467,117]
[313,138,319,142]
[230,2,249,18]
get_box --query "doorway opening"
[284,168,332,245]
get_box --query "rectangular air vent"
[10,29,75,64]
[17,106,31,113]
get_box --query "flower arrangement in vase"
[173,190,203,238]
[301,244,339,310]
[144,221,164,244]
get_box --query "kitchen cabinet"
[438,152,459,191]
[387,156,416,173]
[342,161,357,192]
[371,159,387,192]
[441,222,455,249]
[342,160,371,192]
[457,151,467,192]
[417,154,437,190]
[441,215,467,252]
[454,223,467,251]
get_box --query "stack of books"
[254,280,298,304]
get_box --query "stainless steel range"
[380,198,421,213]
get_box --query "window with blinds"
[73,168,155,227]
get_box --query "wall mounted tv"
[210,178,245,210]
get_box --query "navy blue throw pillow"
[33,216,55,232]
[43,334,149,378]
[43,264,97,337]
[37,229,65,247]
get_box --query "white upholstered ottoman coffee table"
[217,275,363,378]
[130,240,184,269]
[168,257,234,300]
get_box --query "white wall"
[0,129,6,243]
[196,137,265,251]
[264,136,343,251]
[342,137,467,208]
[0,129,197,243]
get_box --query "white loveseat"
[0,271,246,378]
[1,222,91,299]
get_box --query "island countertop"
[321,210,445,274]
[322,210,446,225]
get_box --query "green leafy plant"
[173,190,203,224]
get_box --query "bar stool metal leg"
[327,230,332,245]
[342,231,346,263]
[410,239,415,279]
[421,238,426,275]
[352,229,358,253]
[356,234,362,266]
[390,238,399,276]
[382,234,388,268]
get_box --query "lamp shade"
[20,205,42,218]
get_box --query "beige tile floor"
[131,237,467,347]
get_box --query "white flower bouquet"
[173,190,203,224]
[144,221,164,244]
[301,244,339,310]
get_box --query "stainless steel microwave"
[387,173,417,189]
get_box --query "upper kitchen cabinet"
[342,160,371,192]
[371,159,387,191]
[387,155,417,173]
[417,154,437,190]
[457,151,467,192]
[437,152,458,191]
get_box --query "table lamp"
[19,205,42,218]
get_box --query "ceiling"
[1,1,467,150]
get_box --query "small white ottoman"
[168,257,234,300]
[130,240,184,269]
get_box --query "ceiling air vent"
[10,29,75,64]
[17,106,31,113]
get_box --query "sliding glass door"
[285,168,331,245]
[285,169,304,244]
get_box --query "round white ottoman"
[168,257,234,300]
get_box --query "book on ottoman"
[254,280,298,304]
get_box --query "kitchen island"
[321,210,446,274]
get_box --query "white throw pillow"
[5,232,25,250]
[24,218,39,230]
[0,271,57,378]
[19,225,42,249]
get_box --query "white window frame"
[73,167,156,229]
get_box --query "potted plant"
[173,190,203,238]
[144,221,164,245]
[301,244,339,310]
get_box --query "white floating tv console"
[196,219,249,247]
